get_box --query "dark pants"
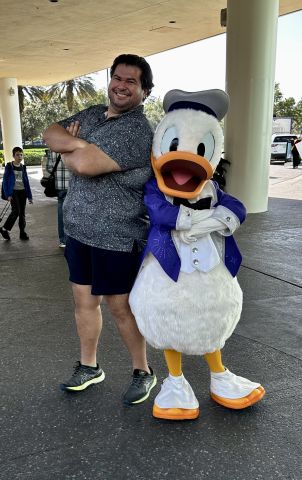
[292,152,301,168]
[57,189,67,243]
[4,189,27,232]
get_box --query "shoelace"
[131,374,147,388]
[71,361,83,376]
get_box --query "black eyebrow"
[112,74,138,83]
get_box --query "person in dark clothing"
[0,147,33,241]
[291,137,301,169]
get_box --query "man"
[45,150,70,247]
[43,54,156,405]
[0,147,33,241]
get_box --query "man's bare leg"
[60,283,104,392]
[106,293,156,404]
[72,283,102,367]
[105,293,150,373]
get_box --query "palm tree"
[18,86,45,115]
[47,76,97,113]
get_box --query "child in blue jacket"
[0,146,33,241]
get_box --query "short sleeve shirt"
[59,104,153,251]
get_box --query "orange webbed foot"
[211,385,266,409]
[153,404,200,420]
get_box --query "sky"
[91,10,302,102]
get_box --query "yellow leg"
[164,349,182,376]
[204,350,225,373]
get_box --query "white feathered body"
[129,253,242,355]
[129,105,243,355]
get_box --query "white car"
[271,133,298,164]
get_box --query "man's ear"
[143,89,150,101]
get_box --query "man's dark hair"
[12,146,23,156]
[110,54,154,98]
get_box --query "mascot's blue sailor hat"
[163,88,229,121]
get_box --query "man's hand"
[29,199,33,204]
[63,143,121,176]
[44,120,120,176]
[66,121,81,138]
[43,123,86,153]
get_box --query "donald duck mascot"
[129,89,265,420]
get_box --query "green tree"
[274,82,283,105]
[144,96,164,129]
[21,96,70,142]
[20,87,107,142]
[273,83,302,132]
[293,100,302,133]
[78,88,108,110]
[18,85,45,114]
[47,76,97,113]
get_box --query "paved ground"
[269,161,302,200]
[0,163,301,480]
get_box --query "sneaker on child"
[0,227,10,240]
[20,231,29,240]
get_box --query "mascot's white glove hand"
[179,210,226,244]
[191,209,213,224]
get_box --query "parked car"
[271,133,298,164]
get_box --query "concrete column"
[224,0,279,213]
[0,78,23,163]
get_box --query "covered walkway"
[0,164,301,479]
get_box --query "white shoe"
[59,242,66,248]
[155,374,199,409]
[210,369,261,399]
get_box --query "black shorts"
[64,236,142,295]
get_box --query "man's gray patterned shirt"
[59,104,153,251]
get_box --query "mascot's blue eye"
[161,126,178,154]
[198,133,215,160]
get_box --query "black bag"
[40,173,57,197]
[40,154,61,198]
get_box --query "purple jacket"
[142,178,246,282]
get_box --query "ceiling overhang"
[0,0,301,86]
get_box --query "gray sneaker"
[60,361,105,392]
[123,366,157,405]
